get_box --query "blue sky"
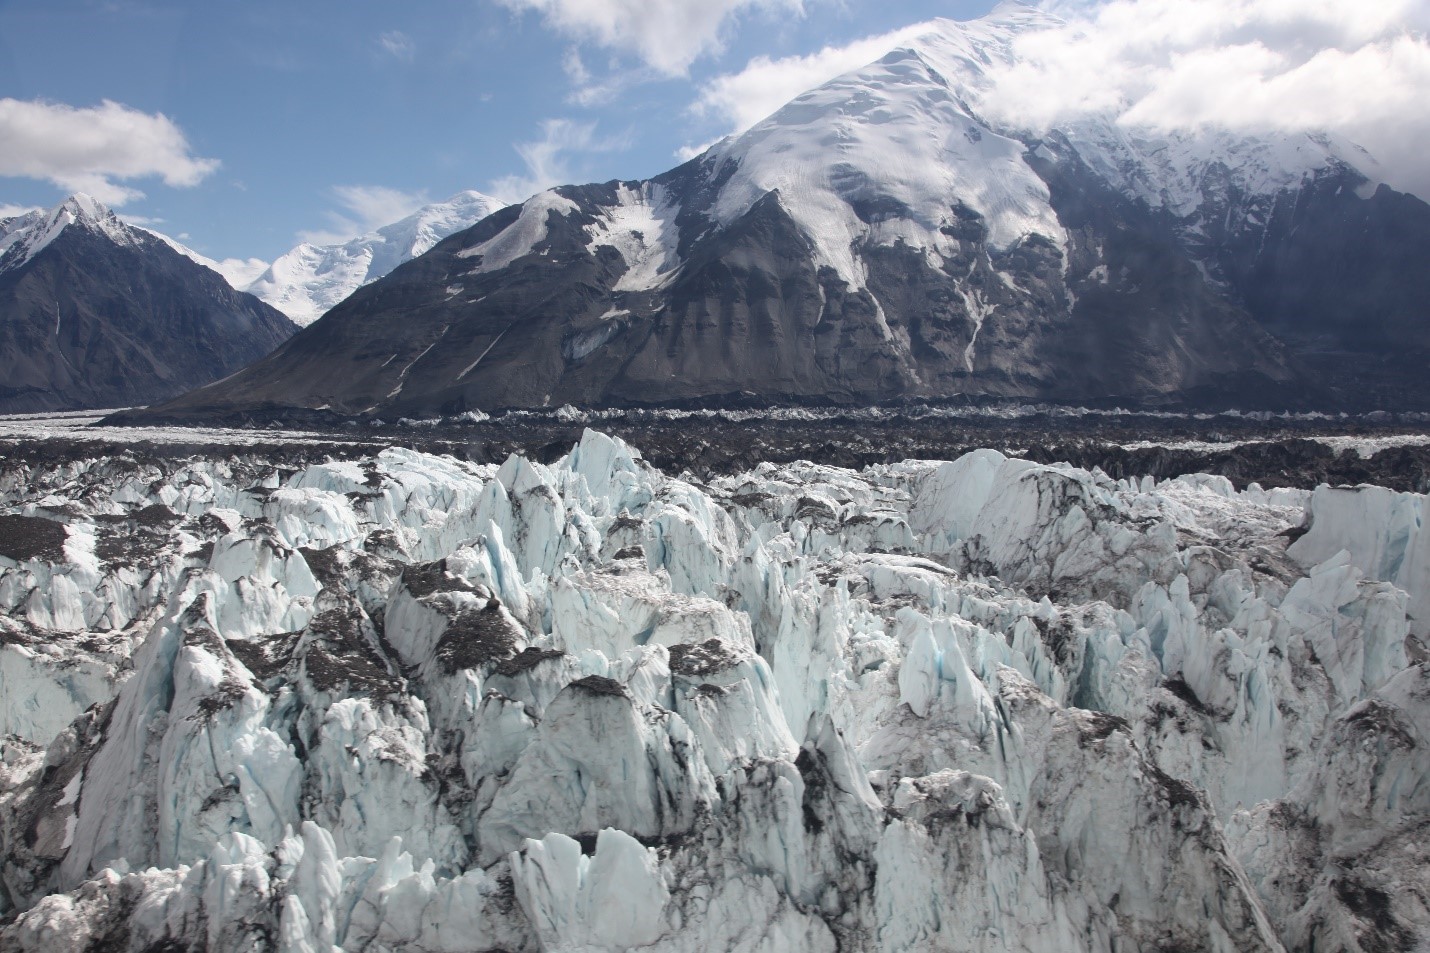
[0,0,996,264]
[5,0,1427,272]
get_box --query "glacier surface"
[0,432,1425,951]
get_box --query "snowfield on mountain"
[244,191,507,327]
[141,5,1430,422]
[0,430,1425,952]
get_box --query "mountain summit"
[245,190,507,326]
[0,193,298,413]
[144,10,1430,419]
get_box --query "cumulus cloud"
[980,0,1430,197]
[497,0,806,75]
[686,0,1430,197]
[488,118,628,202]
[983,0,1429,127]
[299,185,431,245]
[0,98,220,206]
[0,203,41,220]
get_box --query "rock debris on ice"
[0,431,1426,951]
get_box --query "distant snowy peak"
[0,208,45,262]
[0,193,140,275]
[248,190,506,326]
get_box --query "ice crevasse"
[0,431,1425,952]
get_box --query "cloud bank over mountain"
[690,0,1430,198]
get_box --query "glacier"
[0,431,1425,951]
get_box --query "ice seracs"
[1,431,1425,949]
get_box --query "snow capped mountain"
[0,193,138,277]
[0,193,297,413]
[246,190,506,325]
[1,431,1426,950]
[139,7,1430,422]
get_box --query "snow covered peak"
[0,193,139,276]
[703,11,1065,288]
[247,190,507,326]
[60,191,113,222]
[691,3,1374,290]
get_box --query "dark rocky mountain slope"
[0,194,297,413]
[134,8,1427,421]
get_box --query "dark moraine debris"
[227,631,302,681]
[1163,676,1215,717]
[729,491,775,509]
[96,520,174,569]
[302,606,401,695]
[1032,616,1078,667]
[364,528,404,555]
[435,601,523,673]
[132,504,180,527]
[794,496,840,524]
[401,559,480,599]
[608,513,644,535]
[195,678,251,718]
[569,674,628,697]
[1147,763,1204,812]
[1333,879,1416,952]
[669,638,741,679]
[1074,710,1131,747]
[793,746,829,835]
[1342,700,1418,750]
[0,514,67,562]
[299,545,347,592]
[492,646,565,677]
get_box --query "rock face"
[1,430,1426,951]
[244,190,507,327]
[143,7,1429,420]
[0,194,298,413]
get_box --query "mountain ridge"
[243,190,507,326]
[0,193,298,413]
[133,9,1429,420]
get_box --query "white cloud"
[0,98,219,206]
[0,203,40,219]
[497,0,806,75]
[686,0,1430,198]
[562,47,591,85]
[978,0,1430,197]
[211,257,271,289]
[118,212,165,227]
[675,138,721,162]
[379,30,415,61]
[488,118,627,202]
[299,185,431,245]
[688,22,932,135]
